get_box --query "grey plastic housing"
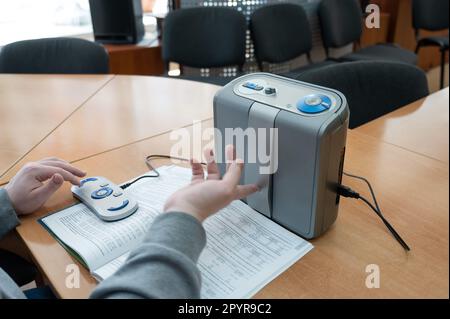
[213,73,349,239]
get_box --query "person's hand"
[163,145,258,222]
[5,157,86,216]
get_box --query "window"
[0,0,168,46]
[0,0,92,45]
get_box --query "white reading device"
[71,176,138,221]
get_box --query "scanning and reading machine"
[213,73,409,252]
[214,73,349,239]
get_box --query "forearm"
[0,189,20,239]
[0,189,26,299]
[90,212,206,299]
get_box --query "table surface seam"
[68,117,214,165]
[0,75,117,181]
[353,129,449,165]
[0,117,214,187]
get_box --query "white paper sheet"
[42,165,313,298]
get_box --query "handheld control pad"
[71,177,138,221]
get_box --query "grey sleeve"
[0,189,26,299]
[90,212,207,299]
[0,268,26,299]
[0,189,20,240]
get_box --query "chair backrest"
[0,37,109,74]
[412,0,449,31]
[295,61,429,128]
[318,0,363,50]
[250,3,312,65]
[162,7,246,70]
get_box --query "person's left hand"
[163,145,258,222]
[5,157,86,216]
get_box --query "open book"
[40,165,313,298]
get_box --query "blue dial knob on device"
[297,94,332,114]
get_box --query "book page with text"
[90,166,313,298]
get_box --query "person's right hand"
[5,157,86,216]
[163,145,259,222]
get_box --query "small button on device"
[242,82,264,91]
[91,187,113,200]
[264,87,276,95]
[107,200,130,212]
[113,192,123,197]
[80,177,98,187]
[297,94,332,114]
[304,95,323,106]
[100,183,109,187]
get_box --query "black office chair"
[412,0,449,89]
[319,0,417,66]
[250,3,337,77]
[0,249,38,287]
[0,37,109,74]
[162,7,246,86]
[295,61,429,128]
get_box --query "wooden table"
[0,75,448,298]
[0,75,219,185]
[0,74,114,177]
[357,87,449,164]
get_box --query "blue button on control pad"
[91,187,113,200]
[80,177,98,187]
[107,200,130,212]
[242,82,264,91]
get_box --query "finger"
[39,160,86,177]
[31,173,64,205]
[190,158,204,183]
[35,165,82,186]
[38,157,66,163]
[204,148,220,180]
[222,158,244,186]
[225,144,236,171]
[235,184,259,199]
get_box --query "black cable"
[338,173,410,252]
[343,171,381,212]
[145,154,207,174]
[120,173,159,189]
[358,196,410,251]
[120,155,206,189]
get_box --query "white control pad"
[71,176,138,221]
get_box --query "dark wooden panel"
[104,42,164,75]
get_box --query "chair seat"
[283,60,339,79]
[340,44,418,65]
[418,35,449,50]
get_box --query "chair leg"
[34,271,46,287]
[306,52,313,65]
[441,49,446,90]
[415,43,420,54]
[257,61,263,72]
[439,48,446,89]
